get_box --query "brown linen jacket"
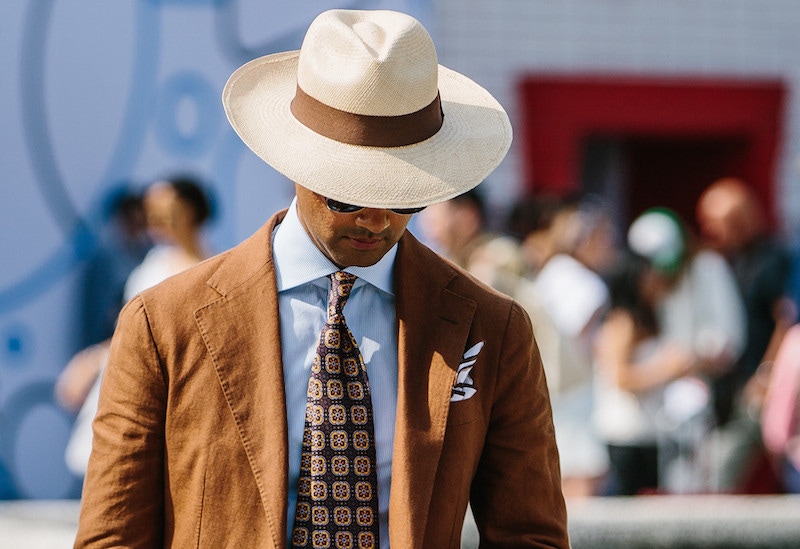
[74,210,569,548]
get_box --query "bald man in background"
[696,177,797,491]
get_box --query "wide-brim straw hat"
[222,9,512,210]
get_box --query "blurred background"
[2,0,800,545]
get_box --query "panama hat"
[222,9,513,210]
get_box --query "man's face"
[294,184,413,268]
[696,188,747,255]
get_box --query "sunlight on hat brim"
[223,52,513,210]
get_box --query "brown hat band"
[290,86,444,147]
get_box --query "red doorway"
[517,76,786,231]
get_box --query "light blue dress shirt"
[273,199,398,548]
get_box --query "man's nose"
[354,208,391,233]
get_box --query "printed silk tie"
[291,271,380,549]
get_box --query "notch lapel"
[389,233,477,547]
[194,215,289,548]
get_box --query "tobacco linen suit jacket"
[75,211,569,548]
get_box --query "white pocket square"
[451,341,484,402]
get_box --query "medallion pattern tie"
[291,271,380,549]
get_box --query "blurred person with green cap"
[626,207,746,493]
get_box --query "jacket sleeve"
[469,301,569,548]
[74,295,167,548]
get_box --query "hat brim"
[222,51,513,209]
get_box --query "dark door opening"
[581,134,752,232]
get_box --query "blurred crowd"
[7,172,798,503]
[418,176,800,499]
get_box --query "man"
[523,197,615,497]
[696,177,797,491]
[75,9,568,548]
[696,177,796,417]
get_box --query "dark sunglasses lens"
[325,198,363,213]
[391,207,426,215]
[326,197,425,215]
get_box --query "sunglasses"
[325,197,426,215]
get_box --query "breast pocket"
[447,395,482,426]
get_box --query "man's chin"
[333,250,386,268]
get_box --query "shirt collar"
[272,198,397,295]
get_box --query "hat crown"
[297,10,439,117]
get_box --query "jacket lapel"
[389,232,477,547]
[194,212,289,547]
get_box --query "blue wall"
[0,0,430,499]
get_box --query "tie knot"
[328,271,356,319]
